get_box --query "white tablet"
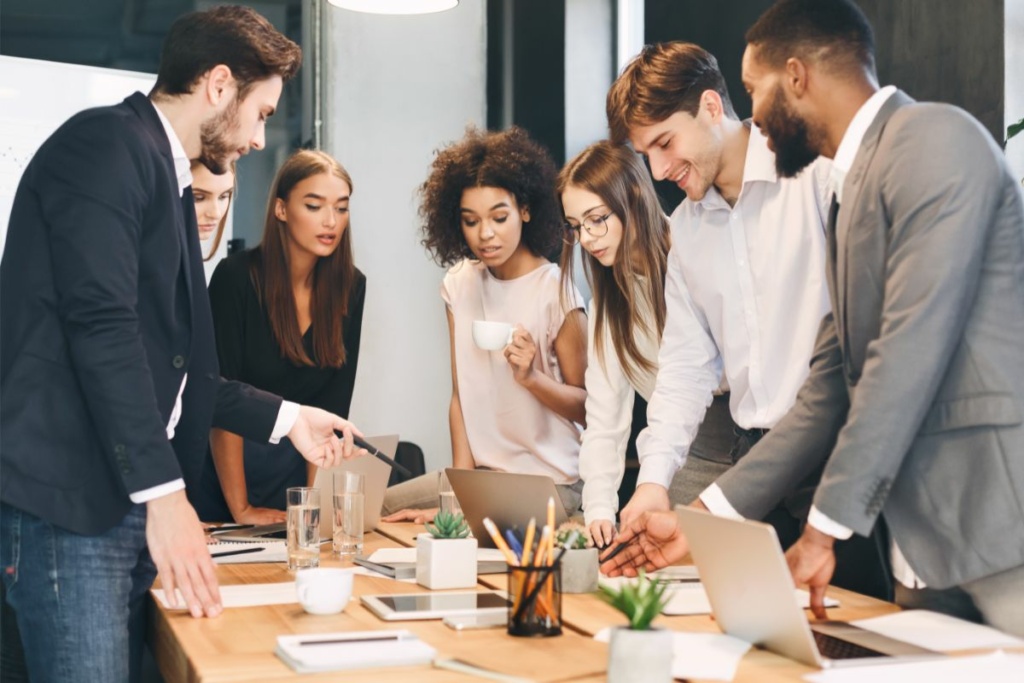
[361,591,509,621]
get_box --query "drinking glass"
[333,471,365,559]
[286,487,320,570]
[438,470,462,518]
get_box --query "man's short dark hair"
[745,0,876,77]
[606,42,737,145]
[152,5,302,99]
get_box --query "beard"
[762,86,821,178]
[198,96,241,175]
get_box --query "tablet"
[361,591,509,621]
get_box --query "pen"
[333,432,413,478]
[482,518,519,566]
[210,546,263,559]
[600,540,631,563]
[298,634,405,646]
[504,529,523,560]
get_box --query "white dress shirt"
[130,101,299,504]
[636,124,833,490]
[579,281,661,524]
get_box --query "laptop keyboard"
[812,630,887,660]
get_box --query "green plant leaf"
[1007,117,1024,143]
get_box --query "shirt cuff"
[808,505,854,540]
[130,479,185,504]
[698,484,745,521]
[635,453,678,489]
[270,401,301,444]
[583,505,617,527]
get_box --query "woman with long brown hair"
[191,160,235,261]
[193,149,365,524]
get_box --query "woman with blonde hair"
[193,149,366,523]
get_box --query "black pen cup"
[507,564,562,637]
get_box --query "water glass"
[438,470,462,517]
[333,470,364,559]
[286,487,320,570]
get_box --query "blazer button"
[172,355,186,369]
[114,444,126,455]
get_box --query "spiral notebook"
[209,540,288,564]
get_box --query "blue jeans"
[1,502,157,683]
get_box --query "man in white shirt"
[606,43,835,543]
[603,0,1024,636]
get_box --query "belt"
[733,425,770,440]
[729,426,770,463]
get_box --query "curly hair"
[419,126,562,267]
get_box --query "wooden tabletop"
[149,523,914,683]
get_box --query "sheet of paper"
[209,541,288,564]
[598,576,837,615]
[152,582,297,610]
[350,565,417,584]
[850,610,1024,652]
[367,547,507,564]
[594,627,751,681]
[804,651,1024,683]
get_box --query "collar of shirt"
[150,99,192,197]
[692,122,777,212]
[829,85,897,203]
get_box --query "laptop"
[444,469,568,549]
[675,507,938,668]
[214,435,398,543]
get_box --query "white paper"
[851,610,1024,652]
[594,628,752,681]
[350,565,417,584]
[367,547,507,564]
[276,630,436,674]
[598,576,837,615]
[152,581,297,609]
[804,651,1024,683]
[209,541,288,564]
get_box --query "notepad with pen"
[209,541,287,564]
[274,630,436,673]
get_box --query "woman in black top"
[193,150,366,524]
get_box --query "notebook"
[208,540,287,564]
[275,630,436,674]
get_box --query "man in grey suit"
[601,0,1024,636]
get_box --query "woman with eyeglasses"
[381,126,587,523]
[558,141,733,548]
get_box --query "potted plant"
[416,510,477,590]
[554,522,598,593]
[598,571,672,683]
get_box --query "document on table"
[276,630,435,674]
[366,547,507,564]
[152,582,297,609]
[594,627,751,681]
[597,576,838,615]
[850,610,1024,651]
[804,651,1024,683]
[208,541,288,564]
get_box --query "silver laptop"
[214,435,398,543]
[444,469,568,549]
[675,506,938,668]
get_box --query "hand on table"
[785,525,837,619]
[147,490,222,618]
[287,406,367,468]
[231,505,287,526]
[382,508,438,524]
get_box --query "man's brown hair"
[152,5,302,99]
[607,42,736,145]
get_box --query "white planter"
[560,548,599,593]
[607,626,673,683]
[416,534,477,590]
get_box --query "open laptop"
[214,435,398,543]
[444,469,568,549]
[675,507,938,668]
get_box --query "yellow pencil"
[521,517,537,566]
[482,517,519,566]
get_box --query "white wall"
[323,3,487,472]
[1007,0,1024,186]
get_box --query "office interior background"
[3,0,1022,472]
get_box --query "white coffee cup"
[295,567,354,615]
[472,320,514,351]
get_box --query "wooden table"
[149,523,914,682]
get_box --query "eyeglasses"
[563,212,612,245]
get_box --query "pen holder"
[507,564,562,637]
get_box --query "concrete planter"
[607,626,673,683]
[559,547,599,593]
[415,534,477,590]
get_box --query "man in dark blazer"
[0,7,365,681]
[602,0,1024,636]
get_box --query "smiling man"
[604,43,838,551]
[0,6,365,681]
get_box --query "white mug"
[295,567,354,615]
[472,320,514,351]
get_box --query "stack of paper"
[850,610,1024,652]
[152,582,298,609]
[275,630,436,674]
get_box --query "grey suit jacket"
[714,91,1024,589]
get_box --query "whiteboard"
[0,56,230,276]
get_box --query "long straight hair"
[190,159,235,262]
[252,149,355,368]
[558,142,670,385]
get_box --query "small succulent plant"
[425,510,470,539]
[597,570,669,630]
[554,521,588,549]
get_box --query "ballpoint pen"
[333,432,413,478]
[210,546,263,559]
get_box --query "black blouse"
[208,249,365,418]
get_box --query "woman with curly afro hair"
[383,126,588,522]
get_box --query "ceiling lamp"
[326,0,458,14]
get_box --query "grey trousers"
[897,564,1024,637]
[667,394,739,506]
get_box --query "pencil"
[482,518,519,566]
[521,518,537,566]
